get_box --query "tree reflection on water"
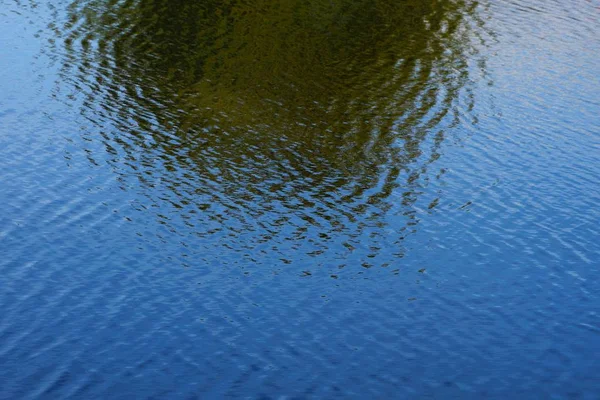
[54,0,485,269]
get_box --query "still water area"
[1,0,599,398]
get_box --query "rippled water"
[1,0,599,398]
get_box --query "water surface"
[1,0,599,398]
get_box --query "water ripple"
[2,0,600,398]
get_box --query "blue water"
[1,0,600,398]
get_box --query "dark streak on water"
[1,0,600,398]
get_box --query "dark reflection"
[54,0,483,268]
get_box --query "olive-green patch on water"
[53,0,484,265]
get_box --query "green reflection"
[56,0,483,265]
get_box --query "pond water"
[1,0,599,398]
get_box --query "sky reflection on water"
[1,0,600,398]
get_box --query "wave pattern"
[2,0,600,398]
